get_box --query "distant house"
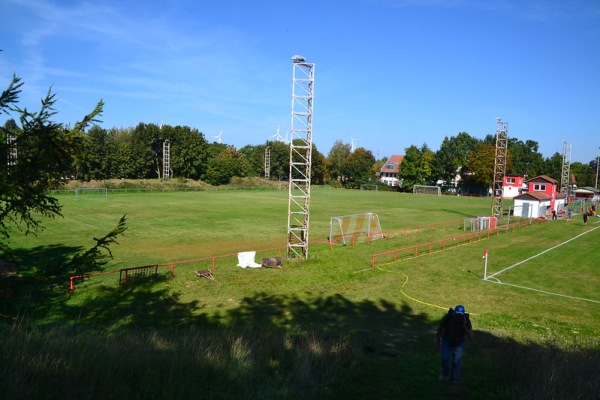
[573,187,598,200]
[502,175,527,199]
[379,155,404,187]
[512,175,566,218]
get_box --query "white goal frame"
[412,185,441,196]
[329,212,384,246]
[75,187,108,200]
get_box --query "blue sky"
[1,0,599,164]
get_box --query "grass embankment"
[1,189,598,399]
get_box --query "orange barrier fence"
[69,246,285,292]
[370,218,546,267]
[328,218,466,249]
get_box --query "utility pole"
[594,147,600,189]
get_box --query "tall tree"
[507,138,544,177]
[398,145,423,189]
[204,146,247,185]
[0,75,103,253]
[570,161,593,187]
[343,147,376,183]
[326,140,351,182]
[310,143,328,184]
[432,132,479,186]
[170,125,208,180]
[463,142,496,193]
[542,152,563,182]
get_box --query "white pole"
[595,146,599,190]
[483,250,488,280]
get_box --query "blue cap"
[454,304,465,315]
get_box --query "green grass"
[1,189,598,399]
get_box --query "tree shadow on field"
[2,276,599,399]
[441,208,480,219]
[1,244,83,315]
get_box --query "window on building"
[506,178,515,184]
[533,184,546,191]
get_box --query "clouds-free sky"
[1,0,599,164]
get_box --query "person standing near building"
[436,304,474,384]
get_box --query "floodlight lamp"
[291,55,306,63]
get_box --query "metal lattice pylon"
[162,140,170,180]
[491,118,508,219]
[264,146,271,180]
[560,140,571,196]
[7,133,17,167]
[287,56,315,259]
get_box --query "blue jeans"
[440,336,465,382]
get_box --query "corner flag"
[482,249,488,280]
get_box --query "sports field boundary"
[370,218,547,267]
[481,225,600,304]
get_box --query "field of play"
[4,188,599,399]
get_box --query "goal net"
[329,212,384,246]
[75,187,108,200]
[413,185,441,195]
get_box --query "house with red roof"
[512,175,566,218]
[379,155,404,187]
[502,175,527,199]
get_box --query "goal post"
[75,187,108,200]
[413,185,441,196]
[329,212,384,246]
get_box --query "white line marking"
[483,225,600,304]
[486,226,600,280]
[485,280,600,304]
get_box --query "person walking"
[436,304,474,384]
[567,208,572,221]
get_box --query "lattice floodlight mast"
[162,140,171,180]
[7,133,17,168]
[560,140,571,196]
[264,146,271,180]
[491,118,508,220]
[287,55,315,259]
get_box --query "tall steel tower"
[162,140,171,180]
[287,55,315,259]
[264,146,271,180]
[560,140,571,196]
[491,118,508,219]
[7,133,17,168]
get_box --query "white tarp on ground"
[236,251,262,268]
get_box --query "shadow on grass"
[1,270,599,399]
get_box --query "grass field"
[2,188,599,399]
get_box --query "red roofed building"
[379,155,404,187]
[502,175,527,199]
[513,175,566,218]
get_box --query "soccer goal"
[360,184,379,191]
[329,212,384,246]
[412,185,441,195]
[75,187,108,200]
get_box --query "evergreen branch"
[69,215,127,276]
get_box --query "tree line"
[2,78,598,193]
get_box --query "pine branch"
[69,215,128,276]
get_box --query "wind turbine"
[269,125,284,142]
[213,130,223,144]
[350,137,360,152]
